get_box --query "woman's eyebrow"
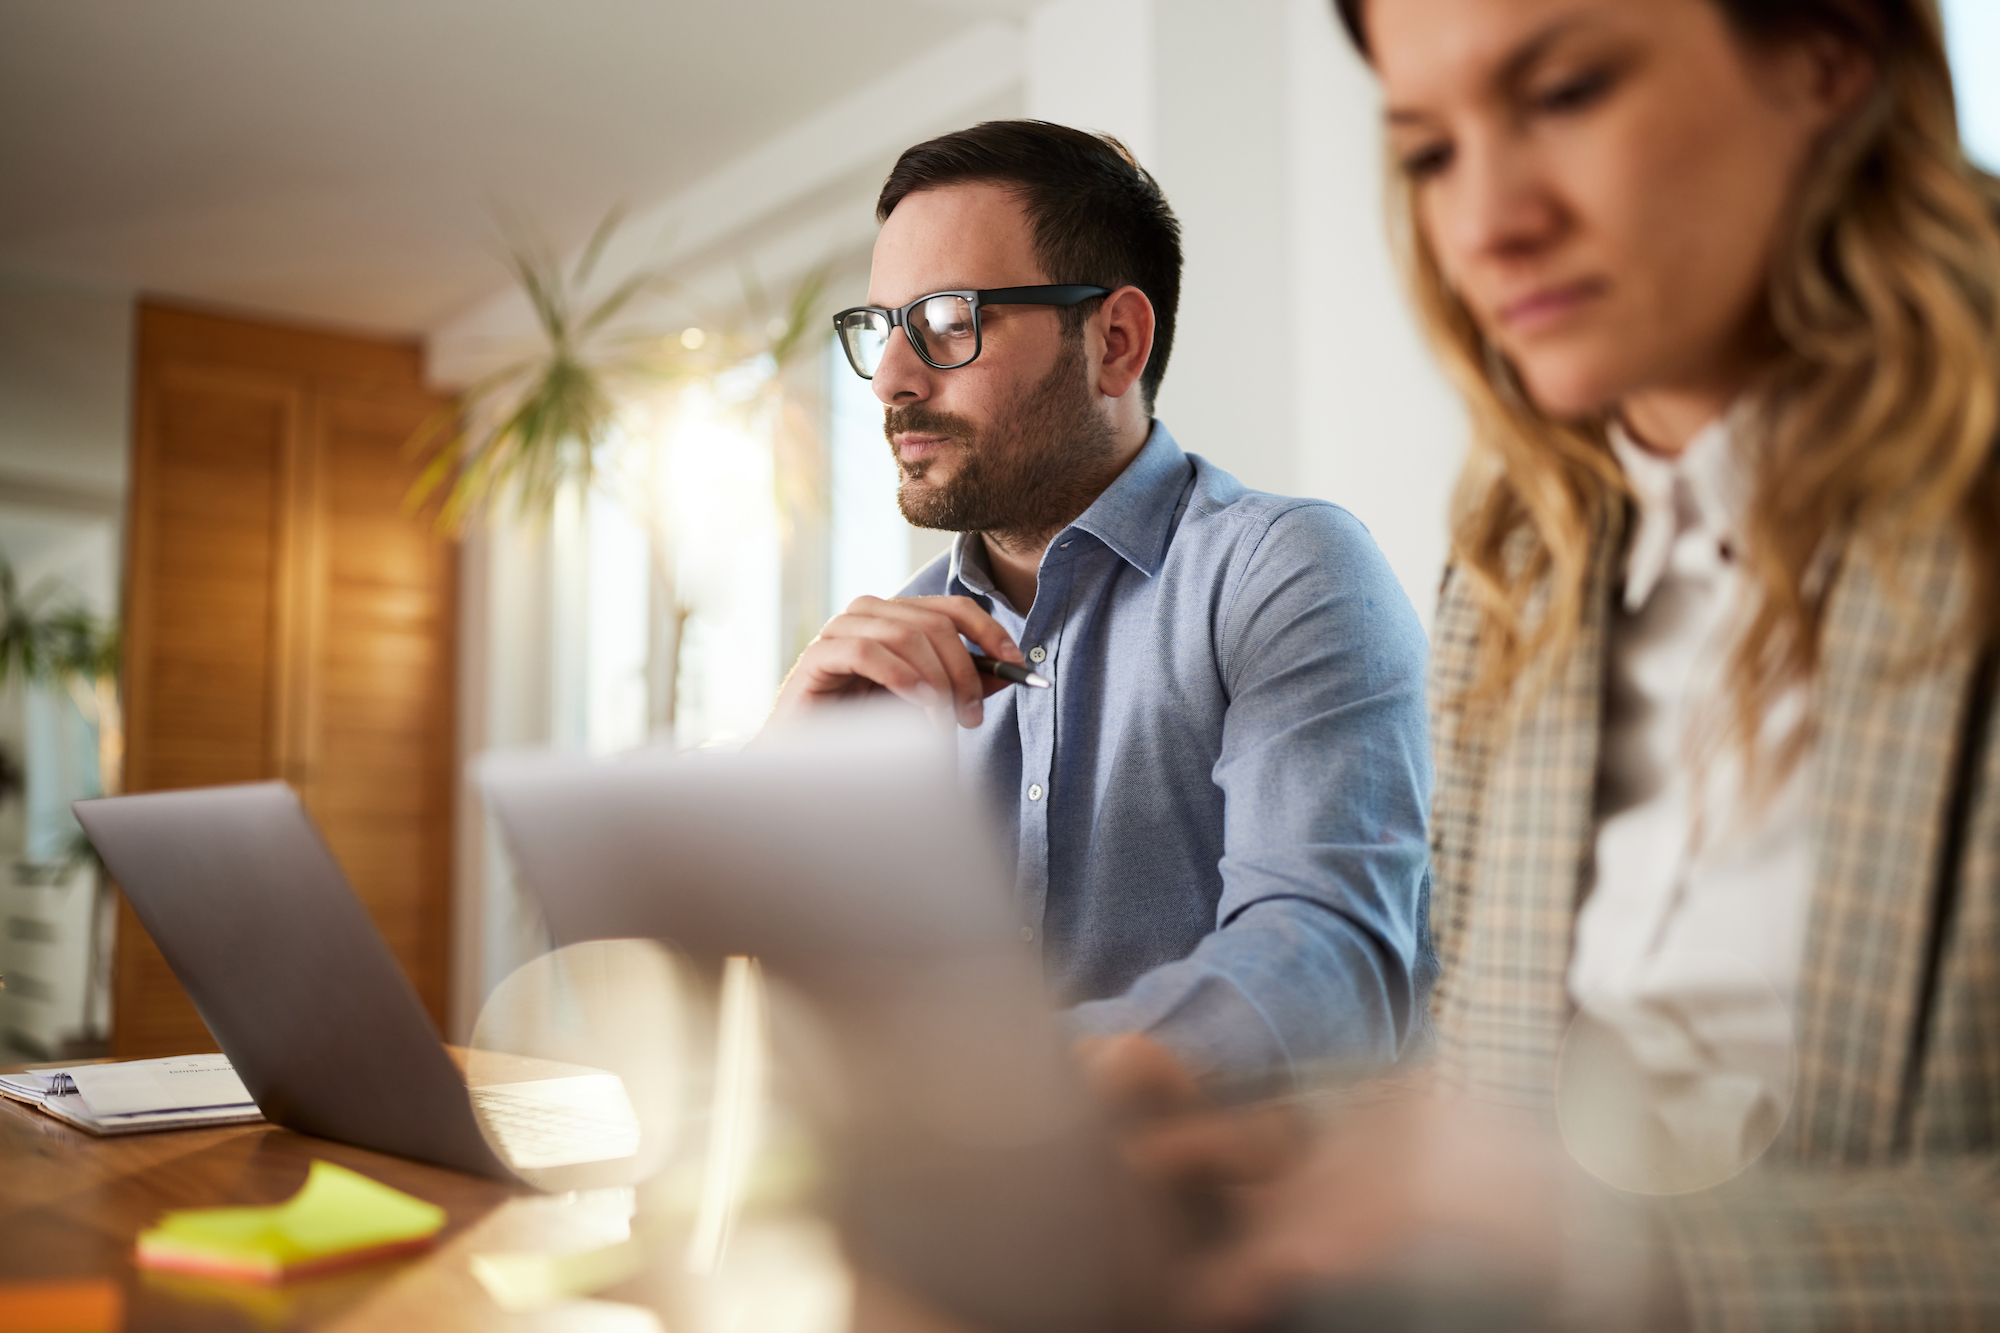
[1498,14,1597,88]
[1383,10,1604,125]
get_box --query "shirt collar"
[1610,406,1754,611]
[946,419,1192,599]
[948,529,1000,604]
[1062,419,1190,575]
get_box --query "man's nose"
[871,325,933,406]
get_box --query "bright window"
[665,387,783,747]
[1944,0,2000,171]
[826,333,912,609]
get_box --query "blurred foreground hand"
[1182,1082,1575,1329]
[1075,1030,1312,1320]
[1075,1039,1672,1331]
[1075,1034,1305,1200]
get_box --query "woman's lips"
[1496,279,1607,335]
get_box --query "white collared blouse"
[1563,412,1813,1192]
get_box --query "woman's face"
[1369,0,1861,437]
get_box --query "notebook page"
[66,1055,253,1117]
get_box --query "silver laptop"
[72,782,638,1187]
[477,705,1142,1333]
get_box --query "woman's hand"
[1182,1083,1582,1330]
[1076,1035,1305,1206]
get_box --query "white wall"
[0,275,133,502]
[1282,0,1461,623]
[1026,0,1463,626]
[1150,2,1296,491]
[1028,0,1157,164]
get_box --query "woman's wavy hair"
[1338,0,2000,745]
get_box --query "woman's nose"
[1431,124,1568,273]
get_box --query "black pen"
[973,655,1051,689]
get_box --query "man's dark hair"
[1331,0,1367,53]
[877,119,1182,413]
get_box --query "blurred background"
[0,0,1993,1063]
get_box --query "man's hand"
[773,595,1025,729]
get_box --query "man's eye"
[1533,67,1613,115]
[1399,142,1454,181]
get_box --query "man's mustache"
[883,406,978,443]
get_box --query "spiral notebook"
[0,1053,264,1135]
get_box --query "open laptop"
[72,782,640,1187]
[478,706,1141,1333]
[77,709,1143,1329]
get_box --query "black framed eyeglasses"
[832,285,1110,379]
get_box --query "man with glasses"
[774,120,1431,1091]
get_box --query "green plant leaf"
[407,206,837,537]
[572,202,630,290]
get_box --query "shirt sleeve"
[1067,501,1435,1085]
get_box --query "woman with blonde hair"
[1168,0,2000,1326]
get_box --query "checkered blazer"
[1427,512,2000,1331]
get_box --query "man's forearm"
[1066,897,1415,1089]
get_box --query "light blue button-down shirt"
[899,421,1432,1084]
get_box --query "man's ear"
[1094,286,1155,401]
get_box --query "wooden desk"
[0,1066,523,1331]
[0,1060,972,1333]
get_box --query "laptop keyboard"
[471,1075,644,1171]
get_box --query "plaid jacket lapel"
[1911,643,2000,1153]
[1430,514,1622,1109]
[1782,528,1980,1163]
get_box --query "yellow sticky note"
[135,1160,446,1284]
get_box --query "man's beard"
[885,337,1121,553]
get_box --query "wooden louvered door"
[114,303,457,1057]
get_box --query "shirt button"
[1020,926,1035,943]
[1027,783,1044,801]
[1028,646,1047,664]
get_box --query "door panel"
[308,391,456,1022]
[131,368,294,790]
[115,304,457,1058]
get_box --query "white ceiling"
[0,0,998,336]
